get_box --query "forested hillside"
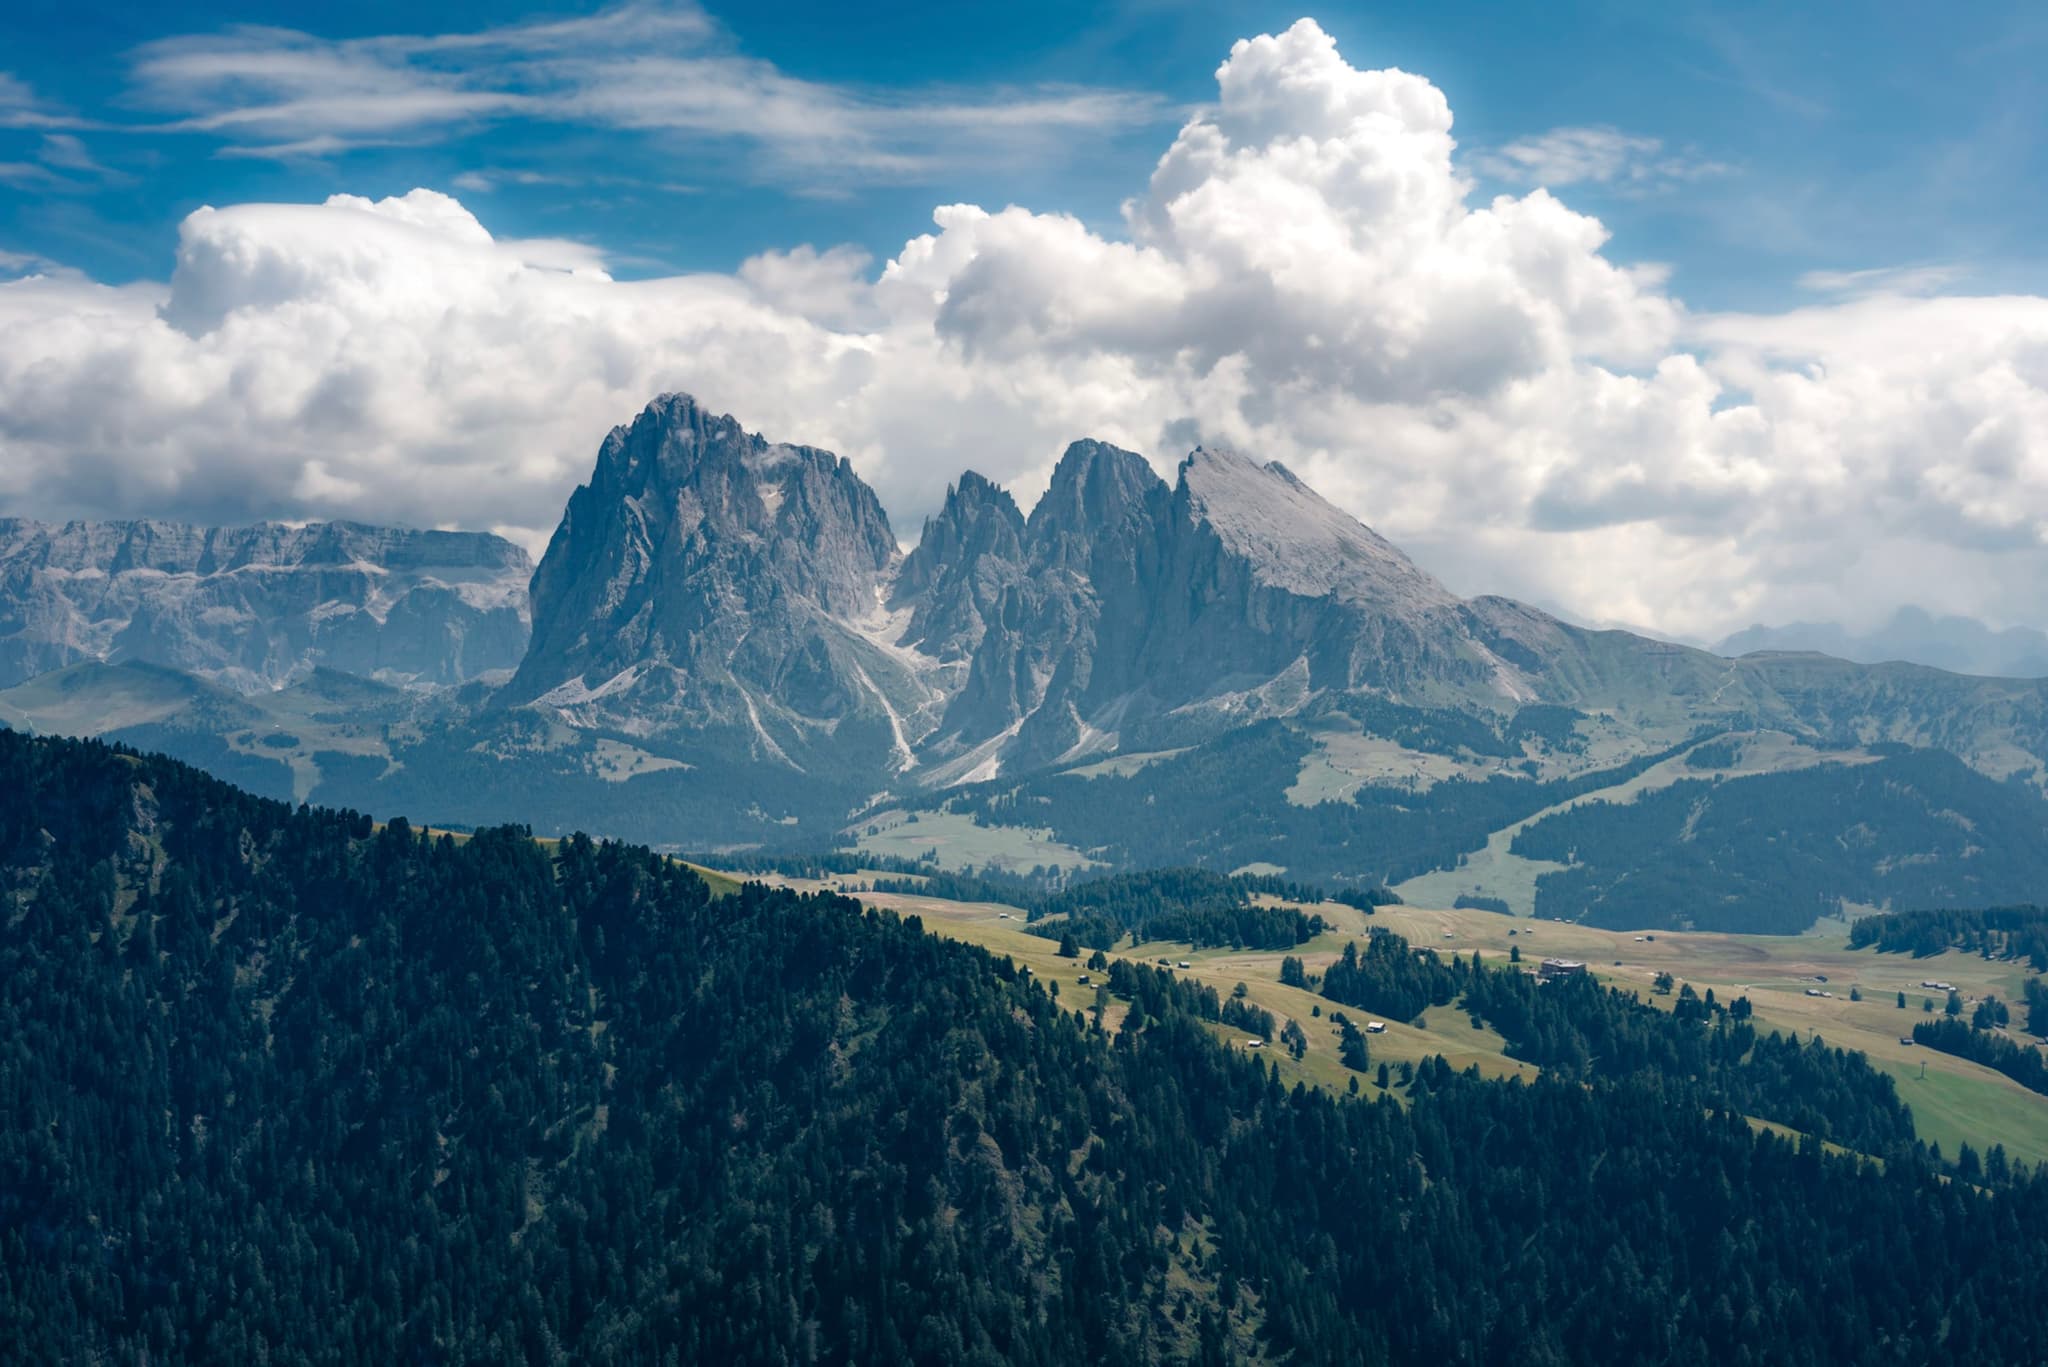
[1851,904,2048,968]
[1510,749,2048,931]
[8,731,2048,1362]
[949,720,1690,888]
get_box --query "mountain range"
[495,394,2048,791]
[5,392,2048,930]
[0,516,531,690]
[1719,608,2048,680]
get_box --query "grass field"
[1285,724,1485,805]
[682,861,743,897]
[718,861,2048,1163]
[1358,900,2048,1165]
[731,872,1535,1100]
[850,808,1097,873]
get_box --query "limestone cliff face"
[498,393,2048,798]
[915,442,1525,775]
[0,518,531,690]
[921,441,1171,775]
[502,397,1682,785]
[1134,448,1503,709]
[893,471,1026,665]
[507,394,930,776]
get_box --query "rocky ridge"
[0,517,532,690]
[507,394,2048,797]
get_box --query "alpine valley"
[7,392,2048,933]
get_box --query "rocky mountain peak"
[505,395,930,778]
[507,395,1926,796]
[515,393,900,704]
[889,474,1027,668]
[897,472,1024,596]
[1175,445,1456,613]
[588,391,734,488]
[1028,440,1167,564]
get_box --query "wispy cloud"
[0,163,69,189]
[1475,125,1730,192]
[0,123,127,192]
[115,2,1169,181]
[449,166,698,196]
[36,134,107,174]
[1797,264,1965,297]
[1692,18,1831,121]
[0,71,97,131]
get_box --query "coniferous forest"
[9,731,2048,1363]
[1849,904,2048,968]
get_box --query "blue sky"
[5,0,2044,309]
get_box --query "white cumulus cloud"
[1,18,2046,642]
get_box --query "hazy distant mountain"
[1718,607,2048,679]
[0,517,532,690]
[9,392,2048,931]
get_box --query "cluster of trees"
[1221,994,1278,1040]
[1462,966,1918,1156]
[1341,697,1528,759]
[1335,1014,1372,1072]
[16,730,2048,1363]
[1849,904,2048,970]
[858,862,1387,948]
[1453,893,1512,915]
[1512,750,2048,933]
[1026,868,1329,951]
[1504,704,1589,751]
[1684,737,1745,770]
[1317,929,1461,1022]
[1914,1017,2048,1097]
[1330,884,1402,912]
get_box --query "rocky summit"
[502,394,2048,796]
[505,393,934,777]
[0,518,532,690]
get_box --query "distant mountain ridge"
[0,516,532,690]
[6,392,2048,933]
[1719,607,2048,679]
[498,394,2048,796]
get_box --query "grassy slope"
[722,864,2048,1165]
[850,808,1097,873]
[1361,901,2048,1166]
